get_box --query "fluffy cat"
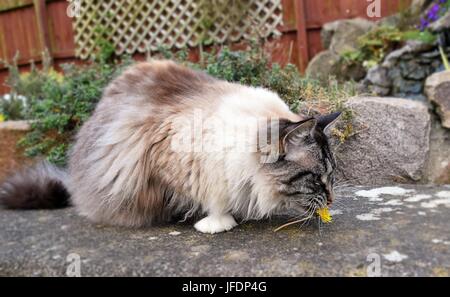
[0,60,340,234]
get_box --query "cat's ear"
[317,111,341,134]
[282,118,317,149]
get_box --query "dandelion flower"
[317,207,332,223]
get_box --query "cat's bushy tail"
[0,161,70,209]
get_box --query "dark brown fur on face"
[263,113,340,209]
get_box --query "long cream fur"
[67,61,302,233]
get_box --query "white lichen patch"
[404,194,432,203]
[432,239,450,245]
[417,211,427,216]
[383,251,408,263]
[148,236,158,240]
[329,209,343,216]
[382,199,403,206]
[436,191,450,198]
[356,208,395,221]
[356,213,380,221]
[420,196,450,209]
[373,207,395,214]
[169,231,181,236]
[355,187,415,201]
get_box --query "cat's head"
[262,112,341,214]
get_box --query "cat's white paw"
[194,214,237,234]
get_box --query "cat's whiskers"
[300,204,318,230]
[331,200,346,207]
[274,202,317,232]
[334,177,357,188]
[318,216,323,236]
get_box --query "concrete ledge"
[0,120,32,131]
[1,185,449,276]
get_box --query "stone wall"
[306,9,450,185]
[362,42,449,101]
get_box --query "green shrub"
[5,42,356,165]
[342,26,436,69]
[170,44,357,117]
[0,94,26,120]
[4,51,132,165]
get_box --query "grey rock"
[431,59,444,69]
[369,85,391,96]
[382,47,410,68]
[376,14,402,28]
[340,61,367,82]
[425,70,450,128]
[321,22,337,50]
[418,58,438,67]
[336,97,431,185]
[392,77,423,94]
[400,60,428,80]
[424,114,450,184]
[382,41,434,69]
[406,40,436,53]
[305,50,340,80]
[306,50,366,83]
[421,50,440,59]
[322,18,375,54]
[400,53,414,61]
[1,185,450,276]
[404,94,428,101]
[366,66,391,87]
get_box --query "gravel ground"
[1,185,449,276]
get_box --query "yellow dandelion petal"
[0,114,5,122]
[317,207,332,223]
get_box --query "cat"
[0,60,340,234]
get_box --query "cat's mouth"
[275,203,332,232]
[285,197,327,219]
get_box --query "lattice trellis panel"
[73,0,283,59]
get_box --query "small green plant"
[342,26,436,69]
[168,42,357,117]
[172,42,357,143]
[0,94,25,120]
[4,41,132,165]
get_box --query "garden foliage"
[2,42,356,165]
[342,0,450,70]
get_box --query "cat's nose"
[326,189,334,206]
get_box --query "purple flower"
[419,0,450,31]
[431,3,441,12]
[427,4,441,21]
[419,18,430,31]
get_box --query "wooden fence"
[0,0,410,94]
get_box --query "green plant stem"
[439,45,450,71]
